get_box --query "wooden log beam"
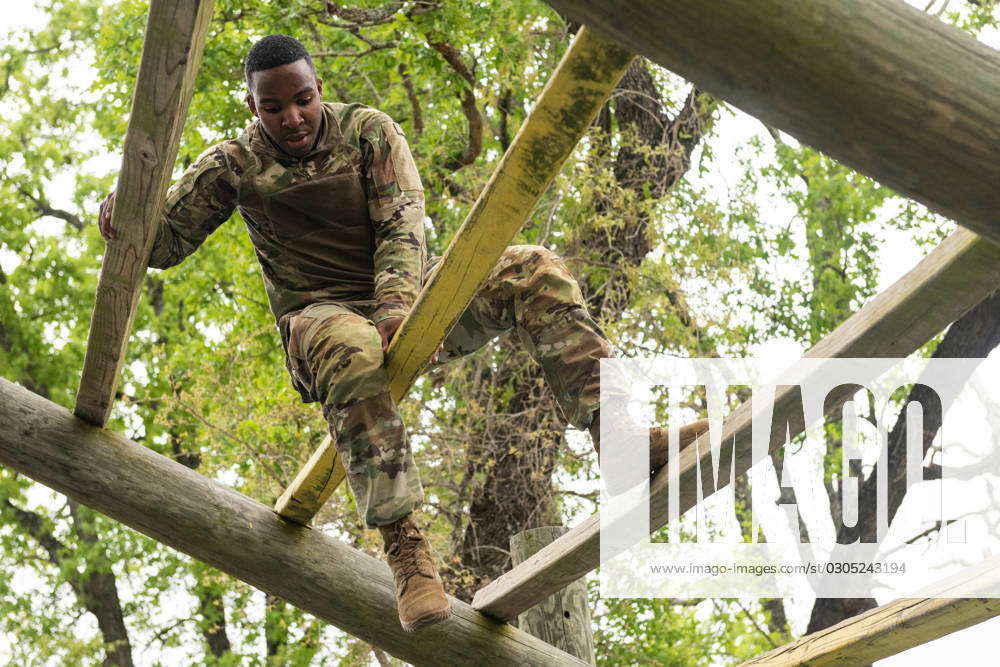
[472,229,1000,620]
[741,554,1000,665]
[0,378,588,666]
[75,0,214,425]
[542,0,1000,245]
[274,26,635,524]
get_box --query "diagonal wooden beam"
[741,555,1000,665]
[274,26,636,524]
[75,0,214,426]
[541,0,1000,246]
[472,229,1000,620]
[0,378,588,666]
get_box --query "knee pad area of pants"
[306,316,388,411]
[500,245,583,309]
[501,244,556,272]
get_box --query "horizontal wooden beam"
[0,378,588,666]
[742,555,1000,665]
[472,229,1000,620]
[274,26,635,524]
[542,0,1000,245]
[75,0,214,425]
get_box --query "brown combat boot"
[648,418,711,470]
[589,410,710,489]
[378,513,452,632]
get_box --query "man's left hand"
[375,316,404,354]
[374,316,443,363]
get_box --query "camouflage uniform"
[150,102,611,527]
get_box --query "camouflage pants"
[280,245,611,527]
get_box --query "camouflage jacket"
[148,102,426,324]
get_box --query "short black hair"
[245,35,315,88]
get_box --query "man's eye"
[263,107,280,113]
[298,97,312,105]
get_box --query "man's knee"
[303,314,388,412]
[502,245,585,309]
[502,244,559,268]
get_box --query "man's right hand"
[98,191,117,241]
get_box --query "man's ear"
[316,78,324,98]
[246,92,258,118]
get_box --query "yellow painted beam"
[273,436,344,525]
[274,26,635,524]
[75,0,215,425]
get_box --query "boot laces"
[388,528,435,592]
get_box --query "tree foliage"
[1,0,998,664]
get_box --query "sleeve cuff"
[371,300,410,325]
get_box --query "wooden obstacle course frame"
[1,378,588,666]
[75,0,215,426]
[4,0,1000,662]
[472,230,1000,620]
[742,553,1000,665]
[472,0,1000,631]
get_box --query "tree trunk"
[68,501,134,667]
[193,565,232,658]
[171,434,232,658]
[0,499,134,666]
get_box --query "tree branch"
[426,38,482,172]
[808,288,1000,634]
[322,1,403,27]
[398,63,424,137]
[19,188,84,231]
[2,498,66,566]
[312,43,396,59]
[496,86,515,152]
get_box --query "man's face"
[246,59,324,157]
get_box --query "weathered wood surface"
[543,0,1000,246]
[473,230,1000,620]
[275,26,635,524]
[273,434,344,524]
[0,378,588,667]
[511,527,595,665]
[742,554,1000,665]
[75,0,214,425]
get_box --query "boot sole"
[401,604,453,633]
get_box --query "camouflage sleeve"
[360,114,426,325]
[147,143,239,270]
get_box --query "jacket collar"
[245,103,339,163]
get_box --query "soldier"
[99,34,705,632]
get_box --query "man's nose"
[282,108,303,127]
